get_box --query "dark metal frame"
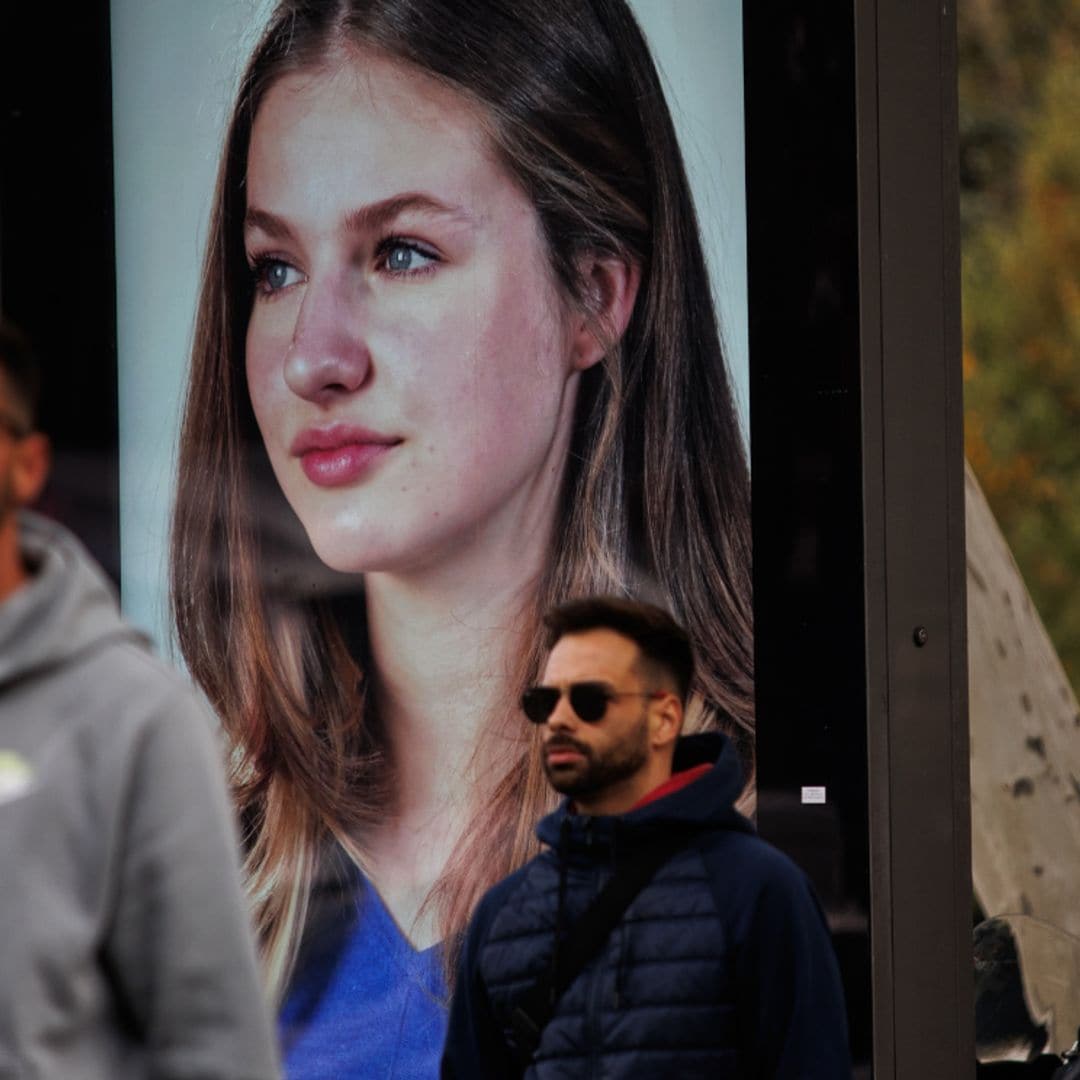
[858,2,972,1075]
[746,1,971,1075]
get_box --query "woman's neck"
[366,571,533,812]
[358,560,540,944]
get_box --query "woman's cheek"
[245,315,292,419]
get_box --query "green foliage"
[960,0,1080,693]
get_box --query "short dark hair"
[0,318,41,433]
[543,596,694,702]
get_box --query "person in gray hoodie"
[0,320,280,1078]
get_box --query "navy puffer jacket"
[442,732,851,1079]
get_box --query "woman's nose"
[283,278,372,402]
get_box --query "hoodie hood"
[0,511,146,689]
[536,731,753,852]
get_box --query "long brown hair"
[171,0,753,998]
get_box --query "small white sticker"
[801,785,826,805]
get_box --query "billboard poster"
[111,1,751,1073]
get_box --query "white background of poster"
[111,0,748,649]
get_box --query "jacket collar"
[536,731,753,856]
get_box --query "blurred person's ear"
[570,253,642,371]
[13,432,51,508]
[649,691,682,753]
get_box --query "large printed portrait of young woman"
[112,1,751,1073]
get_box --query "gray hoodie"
[0,512,279,1079]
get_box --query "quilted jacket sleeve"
[441,885,523,1080]
[705,837,852,1079]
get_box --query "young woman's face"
[244,56,587,577]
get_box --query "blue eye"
[251,257,302,295]
[380,240,438,275]
[265,262,291,289]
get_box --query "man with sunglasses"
[442,596,850,1078]
[0,321,279,1078]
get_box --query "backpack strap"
[509,830,699,1062]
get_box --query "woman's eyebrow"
[243,206,294,241]
[342,192,478,233]
[243,193,477,243]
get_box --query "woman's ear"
[570,254,642,372]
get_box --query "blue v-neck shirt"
[280,871,448,1078]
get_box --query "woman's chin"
[299,499,549,583]
[306,532,390,576]
[304,524,430,578]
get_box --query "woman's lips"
[291,425,401,487]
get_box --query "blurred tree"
[960,0,1080,693]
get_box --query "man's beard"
[542,714,650,801]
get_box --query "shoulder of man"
[692,821,806,880]
[41,631,220,755]
[82,637,212,722]
[693,827,851,1076]
[693,826,824,926]
[467,852,551,944]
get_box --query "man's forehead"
[543,628,642,682]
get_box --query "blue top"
[280,871,448,1079]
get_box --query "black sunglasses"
[521,681,660,724]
